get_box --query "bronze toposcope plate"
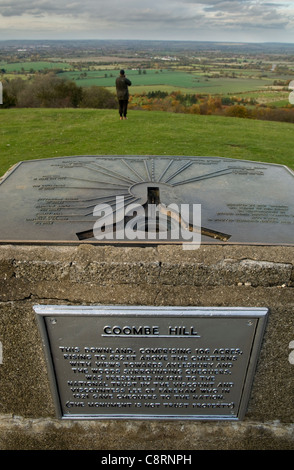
[0,155,293,245]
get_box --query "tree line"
[130,91,294,123]
[1,74,117,109]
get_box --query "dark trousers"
[118,99,128,117]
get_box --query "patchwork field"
[1,40,293,108]
[58,68,273,96]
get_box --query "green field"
[0,61,70,72]
[59,68,209,88]
[58,68,272,95]
[0,108,293,178]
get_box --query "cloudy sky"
[0,0,294,43]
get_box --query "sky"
[0,0,294,43]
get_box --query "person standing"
[116,70,131,120]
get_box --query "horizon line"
[0,38,294,46]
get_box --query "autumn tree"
[80,86,117,109]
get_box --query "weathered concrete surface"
[1,414,294,450]
[0,244,294,450]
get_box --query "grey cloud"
[181,0,292,29]
[0,0,293,40]
[0,0,121,17]
[0,0,80,16]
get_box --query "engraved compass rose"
[0,155,293,245]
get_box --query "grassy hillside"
[0,108,293,177]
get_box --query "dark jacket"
[116,75,132,100]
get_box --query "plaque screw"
[50,318,57,324]
[247,320,253,326]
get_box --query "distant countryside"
[1,40,294,122]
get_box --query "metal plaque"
[35,305,268,420]
[0,155,293,245]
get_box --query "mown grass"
[0,108,293,177]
